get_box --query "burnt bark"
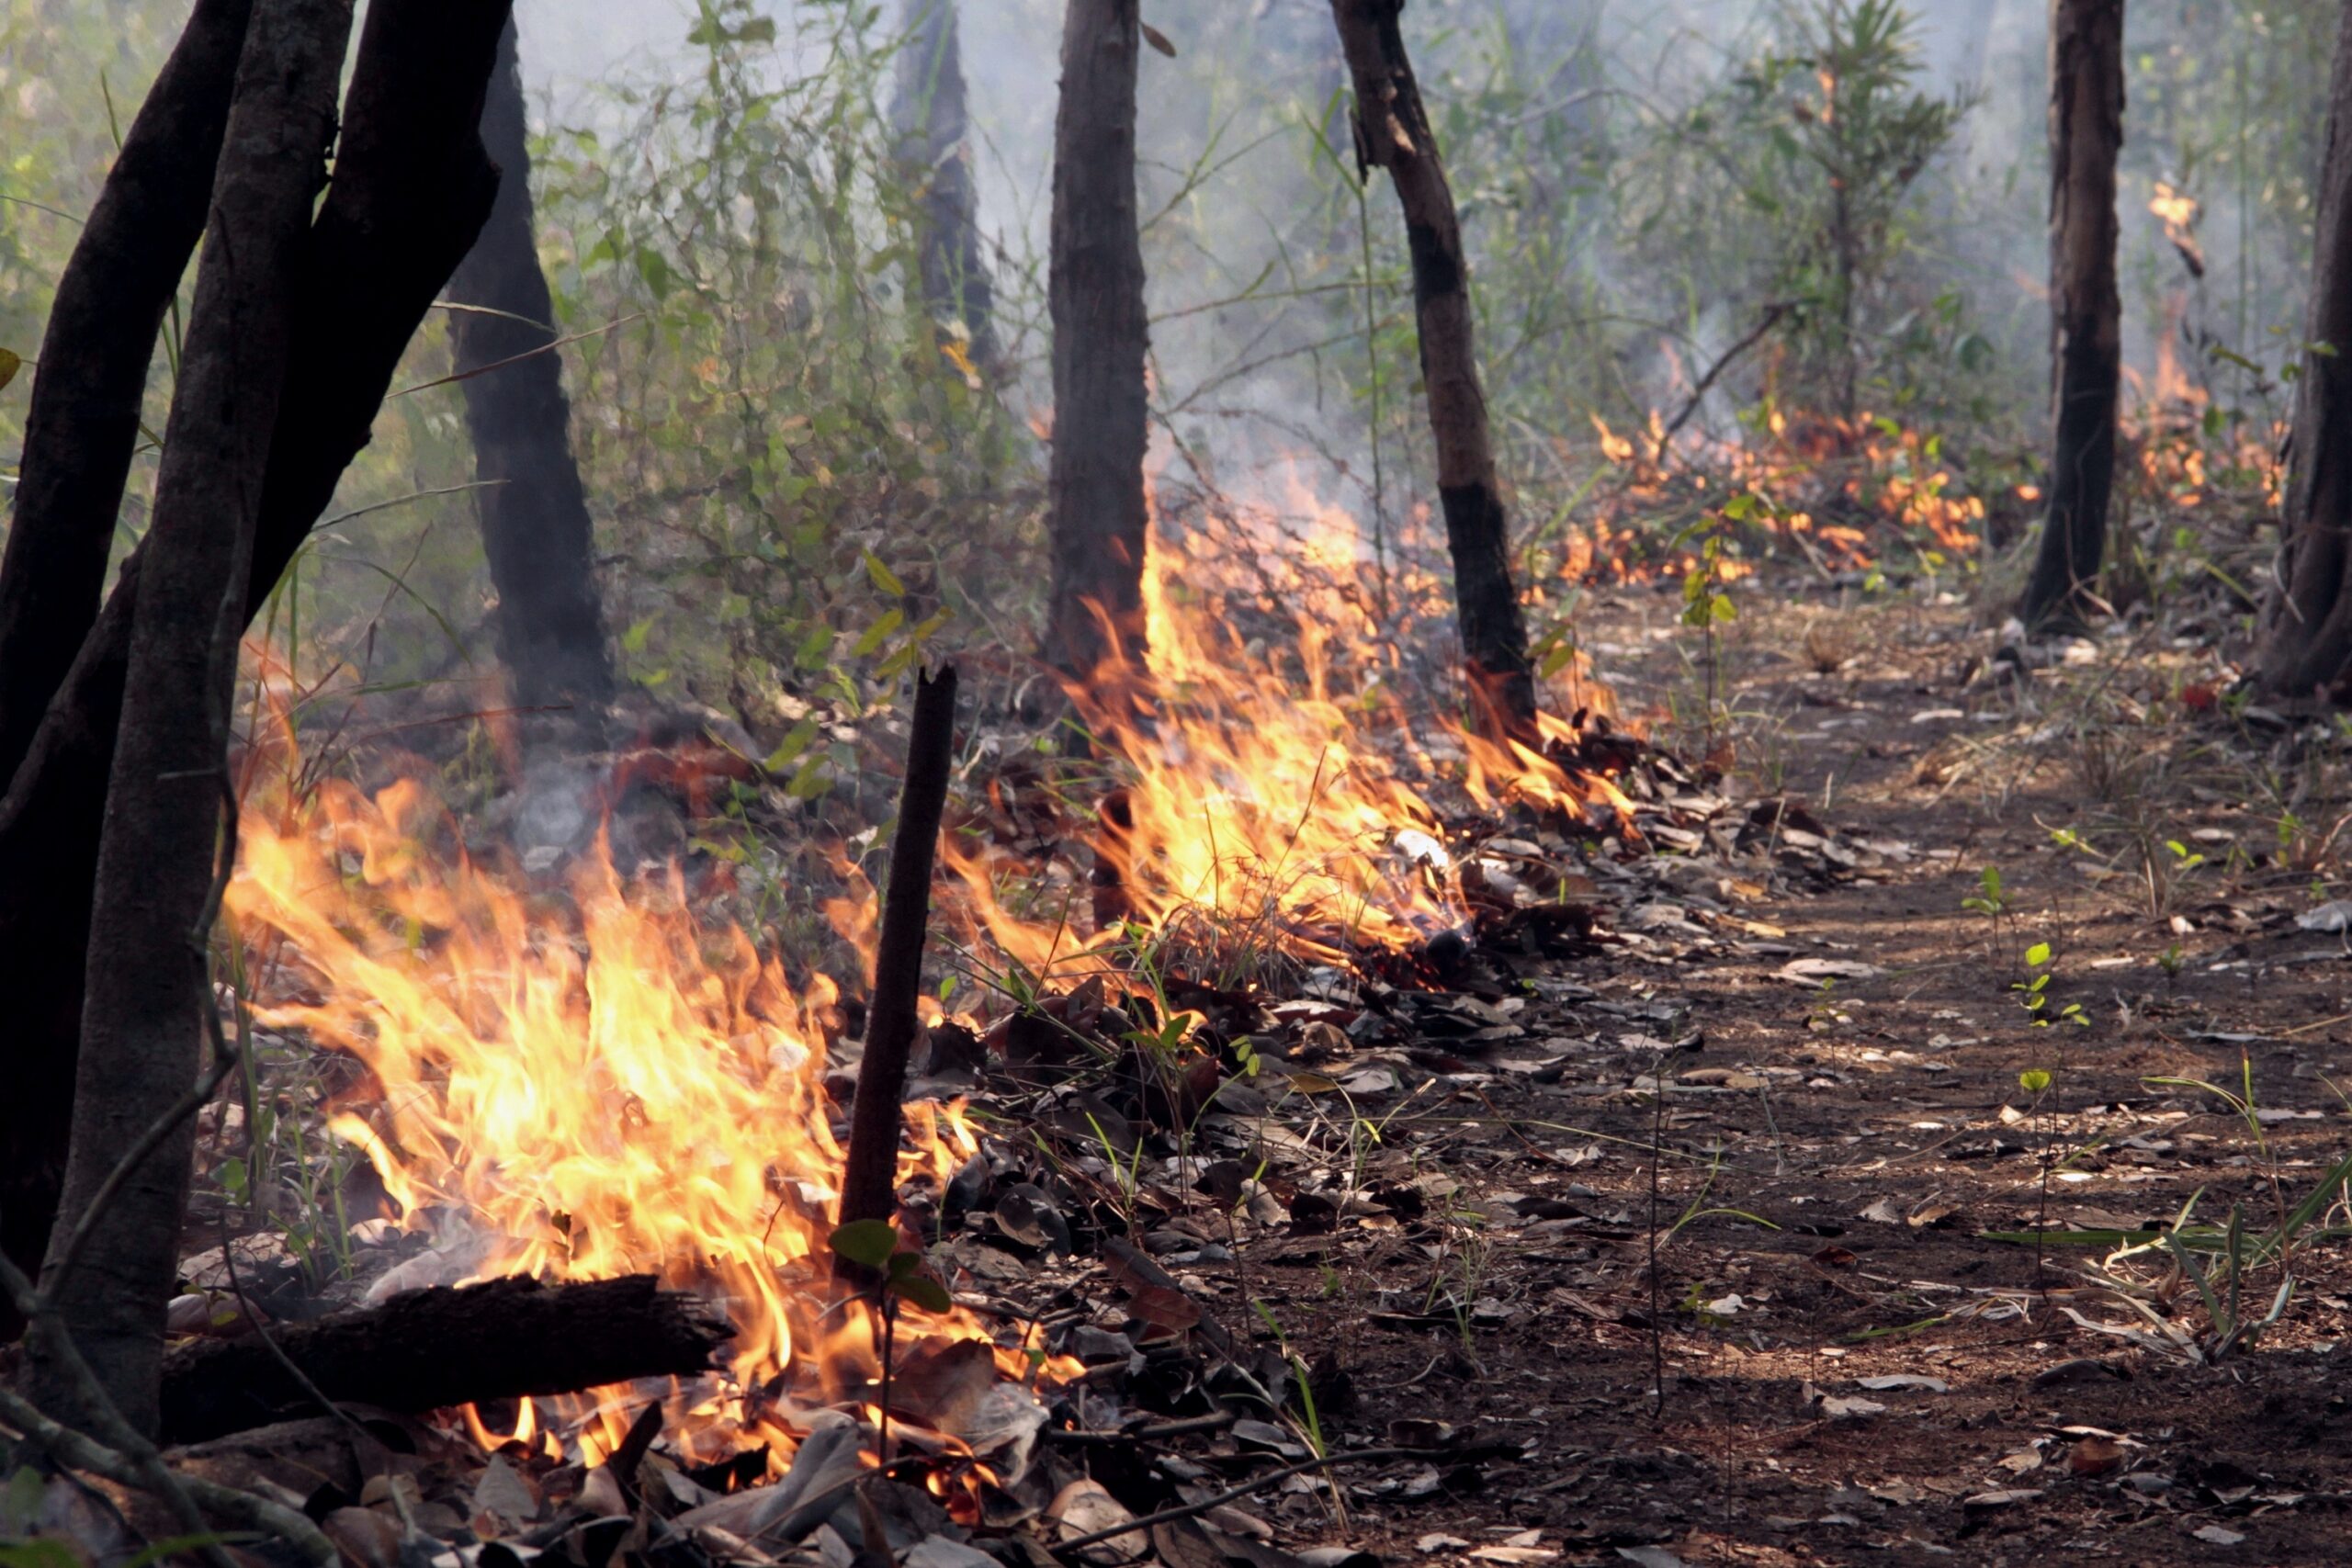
[2018,0,2124,632]
[838,665,958,1237]
[0,0,254,791]
[894,0,997,368]
[0,0,510,1347]
[1042,0,1150,688]
[27,0,356,1437]
[1328,0,1535,737]
[157,1274,734,1444]
[2256,7,2352,698]
[447,17,616,719]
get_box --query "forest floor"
[137,571,2352,1568]
[1199,578,2352,1566]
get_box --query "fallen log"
[158,1274,733,1444]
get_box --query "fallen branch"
[157,1274,735,1443]
[837,663,960,1235]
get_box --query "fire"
[225,768,1050,1476]
[941,476,1632,979]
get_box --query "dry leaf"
[1140,20,1177,56]
[2069,1437,2126,1477]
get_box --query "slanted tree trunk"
[0,0,254,791]
[26,0,356,1438]
[0,0,509,1347]
[446,17,616,720]
[1042,0,1150,689]
[2256,8,2352,699]
[894,0,997,369]
[1328,0,1535,737]
[2018,0,2124,631]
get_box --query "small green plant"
[830,1217,955,1463]
[2013,942,2086,1029]
[1962,863,2013,971]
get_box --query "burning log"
[839,665,960,1235]
[155,1274,734,1445]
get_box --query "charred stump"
[1042,0,1151,694]
[0,0,510,1346]
[2018,0,2124,632]
[27,0,357,1437]
[2256,6,2352,699]
[1328,0,1536,739]
[446,16,617,721]
[838,666,959,1235]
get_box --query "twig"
[1051,1447,1430,1557]
[0,1382,334,1565]
[1043,1411,1238,1446]
[1648,1072,1666,1420]
[1653,302,1792,465]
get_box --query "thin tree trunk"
[894,0,997,368]
[2018,0,2124,631]
[447,17,616,721]
[1042,0,1150,689]
[2256,6,2352,699]
[0,0,254,791]
[26,0,356,1438]
[0,0,509,1346]
[1328,0,1535,737]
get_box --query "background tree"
[2256,5,2352,699]
[0,0,510,1343]
[2018,0,2124,630]
[1041,0,1150,693]
[1329,0,1535,736]
[25,0,355,1434]
[894,0,997,370]
[446,16,616,722]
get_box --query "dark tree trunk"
[2256,8,2352,699]
[447,17,616,720]
[26,0,356,1438]
[894,0,998,368]
[158,1275,733,1444]
[0,0,509,1347]
[2018,0,2124,632]
[1328,0,1535,737]
[0,0,254,791]
[1042,0,1150,688]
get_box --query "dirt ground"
[1178,577,2352,1565]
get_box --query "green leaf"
[635,244,673,301]
[622,616,655,655]
[0,1541,85,1568]
[0,347,20,394]
[2019,1068,2052,1093]
[864,551,906,597]
[852,607,905,658]
[891,1273,954,1314]
[762,718,820,773]
[829,1218,899,1269]
[2025,942,2051,967]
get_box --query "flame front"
[226,775,1022,1470]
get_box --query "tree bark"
[1042,0,1150,688]
[2018,0,2124,632]
[157,1275,734,1444]
[838,665,958,1236]
[0,0,254,792]
[446,17,616,721]
[894,0,998,368]
[2256,7,2352,699]
[28,0,356,1438]
[0,0,510,1347]
[1328,0,1535,737]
